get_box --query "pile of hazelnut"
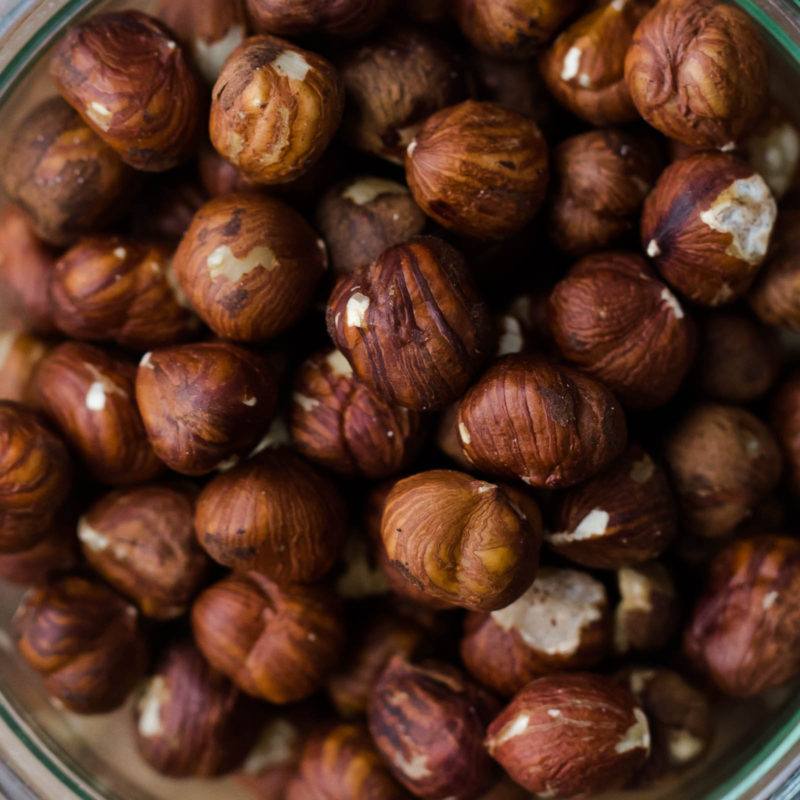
[2,0,800,797]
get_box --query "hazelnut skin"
[546,446,678,569]
[290,348,426,479]
[135,341,277,475]
[456,354,628,489]
[50,11,204,171]
[485,673,651,798]
[191,572,345,703]
[664,403,782,539]
[405,100,549,241]
[624,0,768,149]
[684,535,800,697]
[381,469,542,612]
[1,98,133,247]
[548,252,694,408]
[327,236,495,412]
[78,483,210,619]
[0,331,51,405]
[368,656,498,800]
[13,574,147,714]
[173,192,327,341]
[461,567,611,697]
[34,342,163,486]
[642,153,777,306]
[246,0,391,39]
[772,373,800,495]
[50,236,199,350]
[210,35,343,185]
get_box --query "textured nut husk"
[13,575,147,714]
[51,236,198,350]
[368,656,497,799]
[405,100,549,241]
[772,373,800,494]
[548,252,693,408]
[547,446,678,568]
[327,236,494,412]
[486,673,650,798]
[135,341,277,475]
[1,99,133,247]
[0,331,51,405]
[173,193,326,341]
[210,35,343,185]
[684,535,800,697]
[641,153,777,306]
[246,0,391,39]
[381,469,541,612]
[192,572,345,703]
[34,342,163,486]
[0,523,79,586]
[134,639,263,777]
[664,404,782,539]
[457,354,627,489]
[624,0,768,148]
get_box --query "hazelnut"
[236,716,305,799]
[1,98,133,247]
[339,27,469,163]
[0,523,79,586]
[14,574,147,714]
[50,236,199,350]
[326,236,494,411]
[173,192,326,341]
[664,403,782,538]
[642,153,777,306]
[368,656,498,799]
[457,354,627,489]
[135,341,277,475]
[540,0,652,126]
[684,535,800,697]
[435,402,475,471]
[380,469,541,612]
[744,104,800,200]
[34,342,163,485]
[134,639,263,777]
[405,100,549,241]
[246,0,391,39]
[0,331,51,405]
[548,252,694,408]
[50,11,203,171]
[192,572,345,703]
[546,446,678,568]
[210,36,343,185]
[624,0,768,149]
[461,567,611,697]
[198,143,255,196]
[485,673,651,798]
[772,373,800,495]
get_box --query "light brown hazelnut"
[772,373,800,495]
[246,0,391,39]
[744,104,800,200]
[0,522,79,586]
[0,331,51,405]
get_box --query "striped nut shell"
[246,0,392,39]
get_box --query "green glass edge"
[734,0,800,62]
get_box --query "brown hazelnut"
[50,11,203,171]
[0,331,51,405]
[34,342,163,485]
[198,143,256,196]
[210,36,343,185]
[540,0,652,126]
[485,673,651,798]
[135,341,277,475]
[192,572,345,703]
[772,373,800,495]
[642,153,777,306]
[548,252,694,408]
[173,192,326,341]
[745,104,800,200]
[368,656,498,799]
[457,354,627,489]
[0,523,79,586]
[50,236,199,350]
[381,470,541,612]
[246,0,391,39]
[546,446,678,568]
[327,236,494,411]
[461,567,611,697]
[684,535,800,697]
[405,100,549,241]
[134,639,263,777]
[624,0,768,149]
[13,574,147,713]
[664,403,782,539]
[235,716,305,799]
[435,402,475,471]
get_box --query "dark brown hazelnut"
[772,373,800,495]
[246,0,391,39]
[50,11,203,171]
[0,523,79,586]
[0,331,51,405]
[327,236,494,411]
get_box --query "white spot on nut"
[616,708,651,755]
[393,752,431,780]
[668,729,705,764]
[763,590,779,609]
[137,676,169,738]
[629,455,655,483]
[113,247,127,260]
[346,292,370,328]
[497,315,524,355]
[207,244,276,282]
[748,122,800,198]
[407,139,417,157]
[458,422,471,445]
[242,395,257,407]
[561,46,582,81]
[611,0,628,9]
[342,177,408,206]
[491,713,530,747]
[271,50,311,81]
[139,352,154,369]
[548,508,609,544]
[547,708,562,718]
[647,239,662,258]
[194,24,245,83]
[660,288,684,319]
[325,349,353,377]
[215,455,240,472]
[293,393,320,412]
[77,518,109,552]
[85,101,112,131]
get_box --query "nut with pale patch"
[246,0,391,39]
[772,373,800,495]
[745,104,800,200]
[0,331,51,406]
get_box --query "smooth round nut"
[246,0,391,39]
[0,331,50,406]
[772,373,800,495]
[50,11,204,171]
[0,523,79,586]
[210,35,343,185]
[327,236,494,411]
[405,100,549,241]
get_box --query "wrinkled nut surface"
[246,0,391,39]
[772,373,800,495]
